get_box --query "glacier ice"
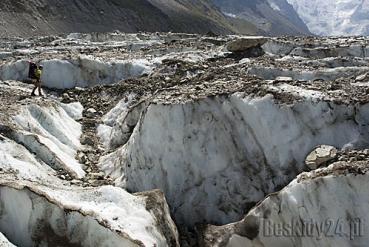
[0,57,153,89]
[0,181,178,247]
[0,233,15,247]
[98,92,369,227]
[12,102,85,179]
[201,161,369,246]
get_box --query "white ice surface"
[0,182,173,247]
[0,232,16,247]
[97,94,146,149]
[97,94,137,148]
[267,83,326,100]
[13,102,85,178]
[0,57,153,89]
[60,102,84,121]
[40,56,153,89]
[0,60,29,81]
[221,164,369,246]
[0,133,178,247]
[0,136,57,183]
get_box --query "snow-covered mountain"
[211,0,311,35]
[287,0,369,36]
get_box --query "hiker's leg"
[31,80,37,95]
[31,86,36,95]
[37,80,43,96]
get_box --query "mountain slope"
[211,0,311,35]
[0,0,171,37]
[147,0,258,35]
[0,0,259,37]
[287,0,369,36]
[0,0,316,37]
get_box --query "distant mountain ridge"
[0,0,310,37]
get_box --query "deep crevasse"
[99,93,369,226]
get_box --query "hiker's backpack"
[28,62,37,79]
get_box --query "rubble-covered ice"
[2,33,369,246]
[0,130,179,246]
[248,66,369,81]
[0,32,222,90]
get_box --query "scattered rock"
[90,172,105,179]
[70,179,80,184]
[80,136,94,146]
[87,108,97,113]
[226,37,268,52]
[305,145,338,170]
[85,108,97,117]
[275,76,293,82]
[77,152,87,163]
[355,73,369,82]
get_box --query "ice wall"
[99,93,369,226]
[0,56,153,89]
[0,183,178,247]
[201,162,369,246]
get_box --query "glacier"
[287,0,369,36]
[1,33,369,246]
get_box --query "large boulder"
[305,145,338,170]
[226,37,268,52]
[356,73,369,82]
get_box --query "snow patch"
[223,12,237,18]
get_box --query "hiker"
[31,65,43,96]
